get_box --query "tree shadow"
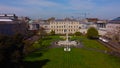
[0,52,50,68]
[23,59,50,68]
[0,59,50,68]
[26,53,43,58]
[23,52,50,68]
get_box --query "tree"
[87,27,99,39]
[38,27,47,38]
[50,30,55,35]
[0,34,24,68]
[74,32,82,36]
[47,17,55,22]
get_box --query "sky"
[0,0,120,19]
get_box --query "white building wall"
[50,21,80,34]
[106,23,120,38]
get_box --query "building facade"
[50,20,80,34]
[32,18,108,36]
[40,21,50,33]
[0,14,28,36]
[28,20,40,30]
[106,17,120,41]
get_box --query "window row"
[107,26,120,29]
[51,26,78,28]
[50,22,79,24]
[51,29,78,32]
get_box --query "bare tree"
[37,27,47,39]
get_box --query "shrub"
[74,32,82,36]
[87,27,99,39]
[50,30,55,35]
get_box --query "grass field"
[71,36,110,51]
[24,48,120,68]
[33,36,63,48]
[24,36,120,68]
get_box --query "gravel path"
[49,41,84,48]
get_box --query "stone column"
[66,21,69,42]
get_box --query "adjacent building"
[0,14,28,36]
[28,20,40,30]
[106,17,120,41]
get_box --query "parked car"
[99,37,109,43]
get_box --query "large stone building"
[50,20,80,34]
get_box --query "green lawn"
[71,36,110,51]
[25,48,120,68]
[33,36,63,49]
[24,36,120,68]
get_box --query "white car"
[99,37,109,42]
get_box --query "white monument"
[57,20,78,51]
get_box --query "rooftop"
[112,17,120,21]
[0,19,13,22]
[109,17,120,24]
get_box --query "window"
[64,29,67,32]
[72,22,73,24]
[45,26,47,28]
[64,25,65,28]
[59,26,61,28]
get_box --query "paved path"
[49,41,84,48]
[50,40,120,57]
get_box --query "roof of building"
[53,19,78,22]
[28,20,33,23]
[109,17,120,24]
[0,14,18,21]
[86,18,99,22]
[0,19,13,22]
[112,17,120,21]
[0,20,24,24]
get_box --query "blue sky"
[0,0,120,19]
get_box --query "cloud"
[68,0,95,10]
[0,4,39,16]
[20,0,61,8]
[0,4,26,14]
[93,3,120,19]
[0,0,119,19]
